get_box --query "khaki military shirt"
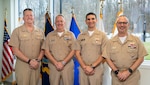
[75,29,108,65]
[103,34,148,69]
[42,30,75,61]
[9,24,44,59]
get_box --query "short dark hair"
[86,12,97,20]
[23,8,33,15]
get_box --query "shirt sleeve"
[9,28,20,48]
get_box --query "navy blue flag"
[41,12,54,85]
[69,14,80,85]
[44,13,54,36]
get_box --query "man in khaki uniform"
[9,8,44,85]
[103,15,148,85]
[42,15,75,85]
[75,12,108,85]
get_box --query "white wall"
[0,0,4,82]
[139,60,150,85]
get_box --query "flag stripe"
[2,55,11,73]
[3,43,13,65]
[4,42,13,62]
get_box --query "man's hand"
[29,59,40,70]
[117,70,131,81]
[54,61,64,71]
[83,65,95,75]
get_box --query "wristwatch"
[61,61,66,65]
[128,68,133,74]
[35,59,41,62]
[27,59,31,64]
[114,70,119,75]
[90,64,96,69]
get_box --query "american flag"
[1,19,14,81]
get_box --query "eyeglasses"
[117,22,128,25]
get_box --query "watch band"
[35,59,41,62]
[62,61,66,65]
[90,64,96,69]
[114,70,119,75]
[27,59,31,64]
[128,68,133,74]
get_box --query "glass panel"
[53,0,150,34]
[18,0,49,29]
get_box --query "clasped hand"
[55,61,64,71]
[29,59,40,70]
[83,66,95,75]
[117,70,131,81]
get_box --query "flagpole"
[71,7,74,16]
[100,0,104,19]
[4,8,9,33]
[5,8,7,18]
[48,0,50,12]
[60,0,62,14]
[118,0,123,12]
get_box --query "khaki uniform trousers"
[111,70,140,85]
[48,60,74,85]
[15,60,40,85]
[79,65,103,85]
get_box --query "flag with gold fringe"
[41,12,54,85]
[69,13,80,85]
[1,18,14,82]
[98,11,105,32]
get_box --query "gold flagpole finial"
[71,7,74,15]
[46,6,49,13]
[100,0,104,19]
[118,0,123,11]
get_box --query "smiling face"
[23,9,34,25]
[85,13,97,30]
[116,15,129,36]
[55,15,65,32]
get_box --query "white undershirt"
[119,36,127,43]
[57,32,64,37]
[88,31,94,36]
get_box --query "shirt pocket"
[19,33,30,49]
[127,48,138,59]
[49,38,55,45]
[19,34,30,41]
[92,39,101,46]
[36,36,43,40]
[80,39,86,47]
[63,38,73,46]
[35,32,44,40]
[35,33,43,44]
[110,48,119,61]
